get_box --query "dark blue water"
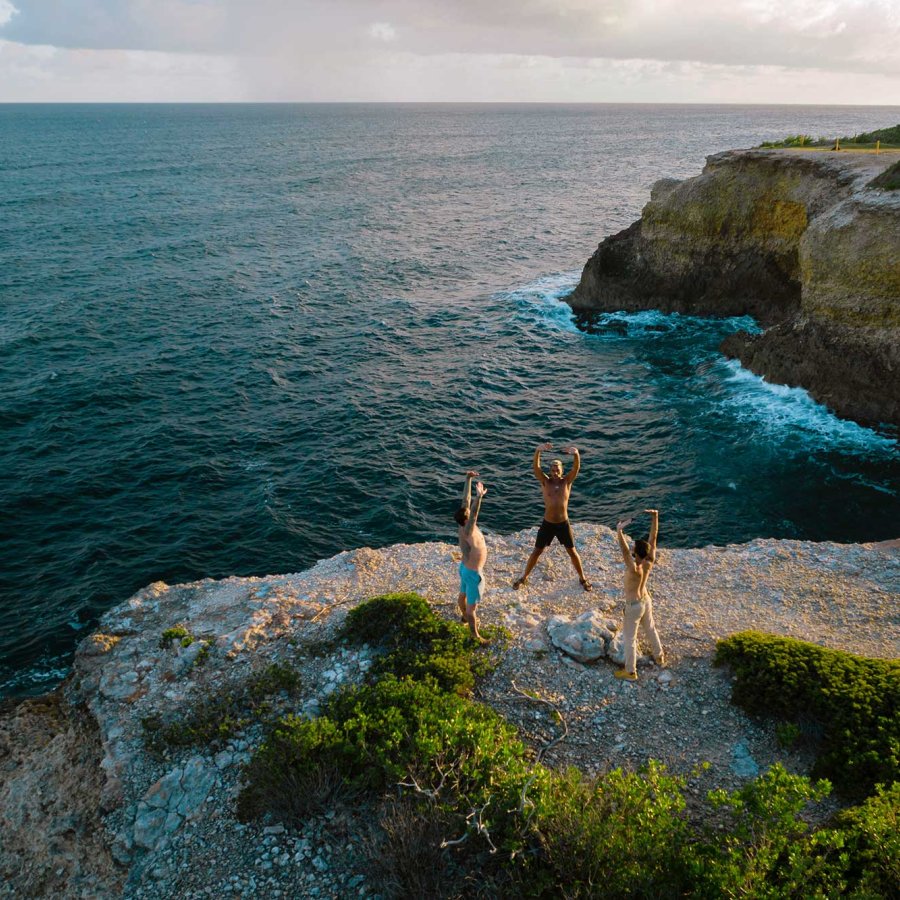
[2,103,898,697]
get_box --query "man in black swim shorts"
[513,442,592,592]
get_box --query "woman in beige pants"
[615,509,665,681]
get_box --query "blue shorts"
[459,563,485,605]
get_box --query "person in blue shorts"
[454,470,489,644]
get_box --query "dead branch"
[398,759,456,800]
[510,680,569,763]
[441,800,497,854]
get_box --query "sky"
[0,0,898,103]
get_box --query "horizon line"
[2,99,899,107]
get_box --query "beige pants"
[623,594,663,673]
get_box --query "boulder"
[547,611,616,663]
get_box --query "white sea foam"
[501,271,582,334]
[717,359,897,455]
[504,273,761,338]
[504,272,895,464]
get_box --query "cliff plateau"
[567,149,900,427]
[1,529,897,897]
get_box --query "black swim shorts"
[535,519,575,550]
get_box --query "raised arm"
[561,446,580,484]
[465,482,487,535]
[616,519,637,573]
[461,470,478,508]
[645,508,659,560]
[533,442,552,483]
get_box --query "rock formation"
[567,148,900,427]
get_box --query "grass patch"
[759,124,900,150]
[142,661,301,757]
[870,160,900,191]
[715,631,900,799]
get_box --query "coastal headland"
[566,148,900,427]
[2,527,897,897]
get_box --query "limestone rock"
[547,611,615,662]
[568,148,900,426]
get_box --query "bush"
[365,795,473,899]
[237,605,897,896]
[341,593,486,695]
[760,134,814,148]
[842,124,900,145]
[714,632,900,798]
[870,160,900,191]
[237,675,535,826]
[698,764,832,898]
[747,780,900,899]
[532,762,692,898]
[758,125,900,150]
[160,625,193,648]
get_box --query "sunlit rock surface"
[569,149,900,426]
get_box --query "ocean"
[1,103,898,697]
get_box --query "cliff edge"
[1,530,897,897]
[567,149,900,427]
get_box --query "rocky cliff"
[567,149,900,427]
[2,530,898,897]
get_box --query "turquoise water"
[1,103,898,696]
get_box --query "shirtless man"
[455,471,489,644]
[614,509,665,681]
[513,442,592,592]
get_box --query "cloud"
[1,0,899,102]
[2,1,899,74]
[0,38,242,100]
[0,0,17,27]
[369,22,397,42]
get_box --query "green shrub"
[776,721,801,750]
[142,661,302,756]
[698,764,832,898]
[870,160,900,191]
[760,134,814,148]
[237,675,535,827]
[751,780,900,898]
[842,124,900,145]
[236,607,897,896]
[532,762,692,898]
[160,625,193,648]
[340,593,486,695]
[715,632,900,798]
[758,125,900,150]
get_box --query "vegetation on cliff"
[870,160,900,191]
[236,593,898,897]
[715,631,900,800]
[759,124,900,150]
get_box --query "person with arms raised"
[614,509,666,681]
[513,442,592,592]
[455,470,490,644]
